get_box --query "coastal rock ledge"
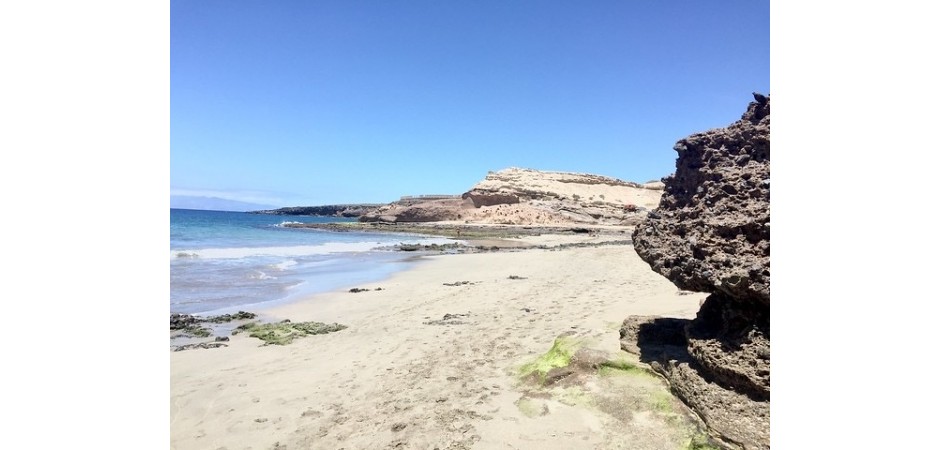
[622,93,770,450]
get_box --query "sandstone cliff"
[359,167,664,225]
[622,93,770,450]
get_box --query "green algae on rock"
[238,321,348,345]
[517,335,582,385]
[180,325,212,338]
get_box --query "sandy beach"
[170,231,709,449]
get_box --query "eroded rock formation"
[622,93,770,450]
[358,198,470,223]
[359,168,665,225]
[461,191,520,208]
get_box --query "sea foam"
[172,237,457,260]
[171,242,381,260]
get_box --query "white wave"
[412,237,457,246]
[170,242,384,260]
[171,237,460,260]
[272,260,298,270]
[276,221,303,227]
[249,270,276,280]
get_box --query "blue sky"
[171,0,769,209]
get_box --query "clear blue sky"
[171,0,769,209]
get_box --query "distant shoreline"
[248,204,382,218]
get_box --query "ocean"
[170,209,455,315]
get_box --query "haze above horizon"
[171,0,769,211]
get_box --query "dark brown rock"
[568,348,610,371]
[359,198,470,223]
[633,92,769,305]
[625,94,770,450]
[170,313,199,330]
[249,204,383,217]
[395,205,461,222]
[686,294,769,401]
[661,359,770,449]
[619,315,689,360]
[542,366,577,386]
[171,311,257,330]
[172,342,228,352]
[620,306,769,449]
[461,191,520,208]
[203,311,257,323]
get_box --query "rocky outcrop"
[358,198,471,223]
[170,311,258,337]
[170,313,201,331]
[251,204,383,217]
[633,94,770,302]
[461,191,520,208]
[622,93,770,450]
[360,168,664,225]
[461,168,663,225]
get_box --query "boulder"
[624,93,770,450]
[170,313,199,330]
[633,93,769,304]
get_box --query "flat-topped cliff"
[359,167,664,225]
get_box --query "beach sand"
[170,232,709,449]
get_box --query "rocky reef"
[170,311,347,349]
[622,93,770,449]
[170,311,258,340]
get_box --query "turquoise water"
[170,209,453,315]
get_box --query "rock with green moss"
[170,311,257,332]
[238,321,348,345]
[180,326,212,338]
[684,433,724,450]
[203,311,257,323]
[518,334,582,385]
[516,333,718,449]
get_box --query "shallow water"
[170,209,454,315]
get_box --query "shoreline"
[168,219,464,318]
[170,228,711,449]
[284,220,632,240]
[170,222,635,321]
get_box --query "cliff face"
[622,93,770,450]
[462,168,664,225]
[359,167,664,225]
